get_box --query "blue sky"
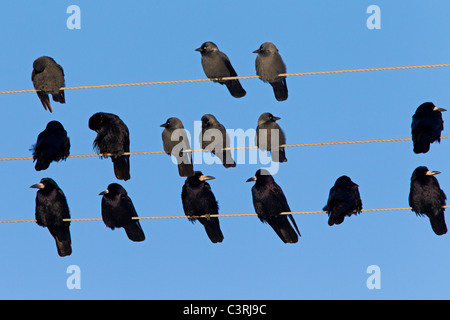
[0,1,449,300]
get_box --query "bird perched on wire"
[30,178,72,257]
[181,171,224,243]
[88,112,131,181]
[247,169,300,243]
[161,117,195,177]
[196,41,246,98]
[31,121,70,171]
[255,112,287,162]
[200,114,236,168]
[31,56,65,113]
[99,183,145,242]
[323,175,363,226]
[409,166,447,236]
[411,102,445,154]
[253,42,288,101]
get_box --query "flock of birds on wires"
[25,41,446,257]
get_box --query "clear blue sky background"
[0,0,449,300]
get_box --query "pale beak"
[199,175,215,182]
[426,170,441,176]
[99,189,109,196]
[434,107,447,112]
[30,183,45,189]
[246,176,257,182]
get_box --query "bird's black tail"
[271,147,287,163]
[220,150,237,168]
[112,155,130,181]
[413,132,433,154]
[199,218,224,243]
[123,220,146,242]
[270,78,288,101]
[35,156,51,171]
[429,212,447,236]
[48,225,72,257]
[37,91,53,113]
[178,162,195,177]
[225,80,246,98]
[52,90,65,104]
[267,215,299,244]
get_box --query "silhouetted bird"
[99,183,145,242]
[196,41,246,98]
[200,114,236,168]
[30,178,72,257]
[323,175,363,226]
[255,112,287,162]
[88,112,130,181]
[31,121,70,171]
[411,102,445,154]
[253,42,288,101]
[409,166,447,236]
[31,56,65,113]
[161,117,195,177]
[181,171,224,243]
[247,169,300,243]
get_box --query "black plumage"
[255,112,287,162]
[200,114,236,168]
[31,56,65,113]
[247,169,300,243]
[323,176,363,226]
[161,117,195,177]
[253,42,288,101]
[196,41,246,98]
[99,183,145,242]
[411,102,445,154]
[181,171,224,243]
[409,166,447,235]
[30,178,72,257]
[31,121,70,171]
[88,112,131,181]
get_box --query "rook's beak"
[246,176,257,182]
[99,189,109,196]
[434,107,447,112]
[426,170,441,176]
[30,183,45,189]
[199,175,215,181]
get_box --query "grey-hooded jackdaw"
[253,42,288,101]
[161,117,195,177]
[255,112,287,162]
[31,56,65,113]
[200,114,236,168]
[196,41,246,98]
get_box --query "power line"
[1,206,448,224]
[1,136,448,162]
[1,63,450,95]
